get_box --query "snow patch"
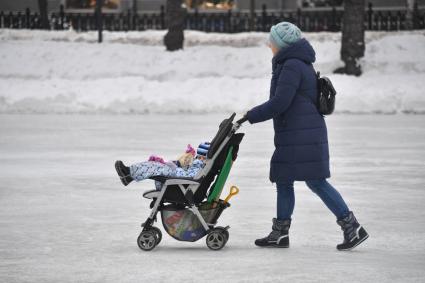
[0,29,425,114]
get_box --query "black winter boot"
[114,160,133,186]
[255,218,290,248]
[336,211,369,251]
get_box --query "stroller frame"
[145,178,209,230]
[137,113,244,251]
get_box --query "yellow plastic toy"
[223,186,239,204]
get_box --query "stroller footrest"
[149,175,201,185]
[143,190,160,199]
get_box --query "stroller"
[137,113,245,251]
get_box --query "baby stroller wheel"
[213,226,229,243]
[223,230,229,243]
[206,228,227,251]
[150,227,162,245]
[137,231,157,251]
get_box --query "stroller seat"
[142,177,201,200]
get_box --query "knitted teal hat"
[269,22,302,50]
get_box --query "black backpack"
[300,71,337,115]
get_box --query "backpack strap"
[285,59,320,107]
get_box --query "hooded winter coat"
[246,38,330,182]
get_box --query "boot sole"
[256,245,289,248]
[337,233,369,251]
[115,161,130,186]
[255,241,289,248]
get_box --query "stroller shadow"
[143,243,254,254]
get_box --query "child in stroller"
[115,143,211,189]
[115,113,245,251]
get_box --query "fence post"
[132,0,137,30]
[160,5,165,29]
[270,12,276,26]
[83,13,88,31]
[76,13,81,31]
[413,1,419,29]
[297,8,301,28]
[8,11,12,28]
[50,12,56,29]
[96,0,103,42]
[384,11,389,31]
[25,8,30,29]
[211,13,217,32]
[395,11,399,30]
[24,8,30,29]
[330,4,337,31]
[367,2,373,30]
[18,12,24,29]
[119,12,123,31]
[249,0,255,31]
[227,8,232,32]
[391,11,397,30]
[261,4,267,32]
[133,9,138,30]
[195,7,200,30]
[59,4,64,30]
[127,9,131,31]
[10,12,13,28]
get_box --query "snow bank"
[0,29,269,47]
[0,29,424,114]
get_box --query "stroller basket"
[161,200,230,242]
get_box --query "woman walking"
[240,22,368,251]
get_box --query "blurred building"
[1,0,424,13]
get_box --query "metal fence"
[1,3,424,32]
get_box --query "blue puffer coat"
[246,38,330,182]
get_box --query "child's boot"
[255,218,290,248]
[336,211,369,251]
[114,160,133,186]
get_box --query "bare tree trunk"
[164,0,186,51]
[335,0,365,76]
[38,0,50,30]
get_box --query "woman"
[240,22,368,251]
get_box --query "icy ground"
[0,113,424,282]
[1,30,425,114]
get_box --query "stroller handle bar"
[233,115,248,131]
[235,115,248,125]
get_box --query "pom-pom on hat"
[269,22,302,50]
[197,142,210,157]
[186,144,195,156]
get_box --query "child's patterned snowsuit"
[130,160,205,190]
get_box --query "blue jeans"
[277,179,350,220]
